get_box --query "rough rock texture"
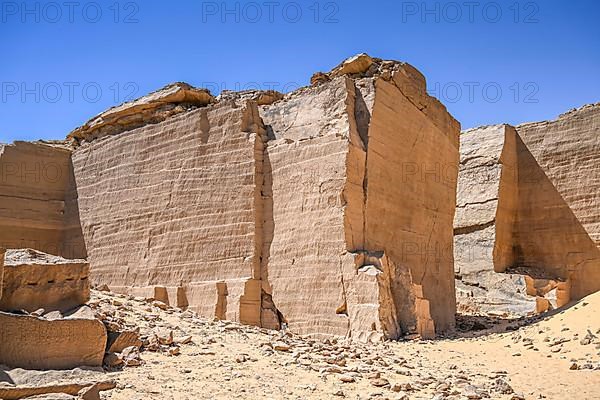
[517,103,600,248]
[0,142,86,259]
[71,98,267,327]
[69,55,460,340]
[0,308,107,369]
[0,249,89,313]
[67,82,215,145]
[513,107,600,302]
[0,366,114,400]
[0,247,4,300]
[455,125,535,314]
[260,56,460,339]
[61,288,600,400]
[455,119,600,315]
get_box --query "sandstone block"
[260,57,460,338]
[0,310,107,369]
[106,328,142,353]
[66,55,460,340]
[0,249,89,313]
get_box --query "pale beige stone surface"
[0,247,4,300]
[455,118,600,315]
[0,366,114,400]
[0,249,89,313]
[454,125,535,314]
[261,57,460,338]
[71,99,265,326]
[516,104,600,301]
[0,142,85,259]
[67,55,460,340]
[0,310,106,369]
[517,103,600,248]
[260,77,357,337]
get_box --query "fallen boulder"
[0,249,89,313]
[0,310,107,370]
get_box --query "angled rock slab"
[261,57,460,339]
[517,103,600,248]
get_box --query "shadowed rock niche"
[454,119,600,316]
[66,55,460,341]
[0,141,87,259]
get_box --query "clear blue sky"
[1,0,599,142]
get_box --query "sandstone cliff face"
[69,55,460,340]
[260,65,460,339]
[454,125,535,314]
[455,112,600,314]
[0,142,86,259]
[514,105,600,302]
[517,104,600,248]
[0,247,4,300]
[71,97,266,326]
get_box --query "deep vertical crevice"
[354,84,371,250]
[259,143,285,329]
[62,156,88,260]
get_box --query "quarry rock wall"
[68,55,460,340]
[2,55,598,339]
[455,110,600,314]
[363,73,459,336]
[71,99,266,326]
[516,104,600,248]
[260,56,460,339]
[454,125,535,314]
[514,105,600,301]
[259,77,356,337]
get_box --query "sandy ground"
[85,290,600,400]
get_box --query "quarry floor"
[91,290,600,400]
[5,290,598,400]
